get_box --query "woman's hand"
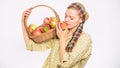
[21,8,33,45]
[56,23,69,61]
[56,23,68,41]
[22,8,33,19]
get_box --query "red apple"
[38,26,45,33]
[28,24,37,33]
[43,23,51,32]
[43,17,51,24]
[60,21,67,30]
[32,28,42,36]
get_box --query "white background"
[0,0,120,68]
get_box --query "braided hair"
[66,2,89,52]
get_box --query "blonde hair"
[67,2,89,22]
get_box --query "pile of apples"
[27,16,67,36]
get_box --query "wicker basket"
[23,4,60,43]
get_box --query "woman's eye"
[70,18,74,20]
[65,15,67,18]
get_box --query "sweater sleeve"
[26,39,55,51]
[58,33,92,68]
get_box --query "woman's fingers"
[56,23,64,38]
[56,23,60,37]
[58,23,62,31]
[56,23,62,32]
[64,28,68,39]
[56,23,59,32]
[23,8,32,19]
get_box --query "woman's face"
[64,8,82,29]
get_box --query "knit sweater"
[27,32,92,68]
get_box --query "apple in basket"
[32,28,42,36]
[50,16,58,28]
[43,23,51,32]
[60,21,68,30]
[50,16,57,22]
[39,26,45,33]
[28,24,37,33]
[43,17,51,24]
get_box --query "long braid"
[66,23,84,52]
[66,2,86,52]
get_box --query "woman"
[22,2,92,68]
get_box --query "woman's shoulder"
[78,31,92,44]
[81,31,91,39]
[73,31,92,52]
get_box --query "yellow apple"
[50,21,57,28]
[50,16,58,28]
[28,24,37,33]
[50,16,57,22]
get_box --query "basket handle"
[22,4,60,37]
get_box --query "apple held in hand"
[60,21,67,30]
[32,28,42,36]
[28,24,37,33]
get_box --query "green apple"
[43,23,51,32]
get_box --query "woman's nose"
[64,17,70,22]
[64,18,70,24]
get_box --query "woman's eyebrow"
[69,16,75,18]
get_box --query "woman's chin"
[67,25,79,30]
[67,27,73,30]
[67,25,72,28]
